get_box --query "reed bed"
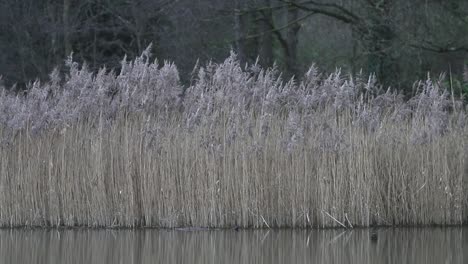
[0,48,467,228]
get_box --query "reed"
[0,48,466,227]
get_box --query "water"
[0,227,466,263]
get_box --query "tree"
[242,0,467,87]
[286,1,301,76]
[0,0,467,90]
[258,0,274,67]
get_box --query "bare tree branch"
[242,12,315,41]
[279,0,361,24]
[409,43,468,53]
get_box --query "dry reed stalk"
[0,108,465,228]
[0,50,466,228]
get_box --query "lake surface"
[0,227,466,263]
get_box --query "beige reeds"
[0,107,465,228]
[0,50,466,228]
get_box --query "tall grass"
[0,47,466,228]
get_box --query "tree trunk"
[259,0,273,67]
[286,1,300,77]
[234,0,246,64]
[63,0,71,55]
[364,0,398,86]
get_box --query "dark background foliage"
[0,0,467,92]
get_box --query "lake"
[0,227,466,263]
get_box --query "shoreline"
[1,224,467,231]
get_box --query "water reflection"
[0,228,465,263]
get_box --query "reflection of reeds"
[0,49,466,227]
[0,228,464,264]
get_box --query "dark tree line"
[0,0,467,91]
[234,0,468,89]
